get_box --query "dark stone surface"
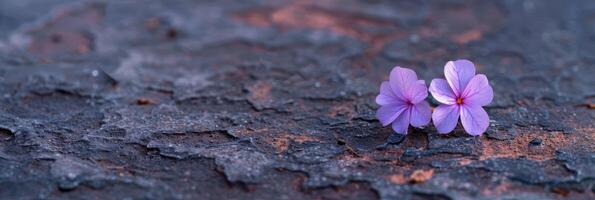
[0,0,593,199]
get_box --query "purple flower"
[376,67,431,134]
[429,59,493,135]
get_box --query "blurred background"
[0,0,593,100]
[0,0,593,199]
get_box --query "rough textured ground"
[0,0,593,199]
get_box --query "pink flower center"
[456,97,464,105]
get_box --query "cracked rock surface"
[0,0,593,199]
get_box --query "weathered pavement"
[0,0,593,199]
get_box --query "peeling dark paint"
[0,0,593,199]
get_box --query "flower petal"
[410,101,431,127]
[389,67,418,99]
[462,74,493,106]
[407,81,428,104]
[444,59,475,96]
[432,104,460,134]
[429,79,457,105]
[391,107,411,134]
[460,105,490,136]
[376,81,404,105]
[376,103,408,126]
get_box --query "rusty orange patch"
[247,81,272,104]
[136,98,155,105]
[387,168,435,185]
[233,2,405,65]
[409,169,434,183]
[458,158,473,166]
[263,133,319,153]
[452,29,483,44]
[387,174,408,184]
[479,130,591,161]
